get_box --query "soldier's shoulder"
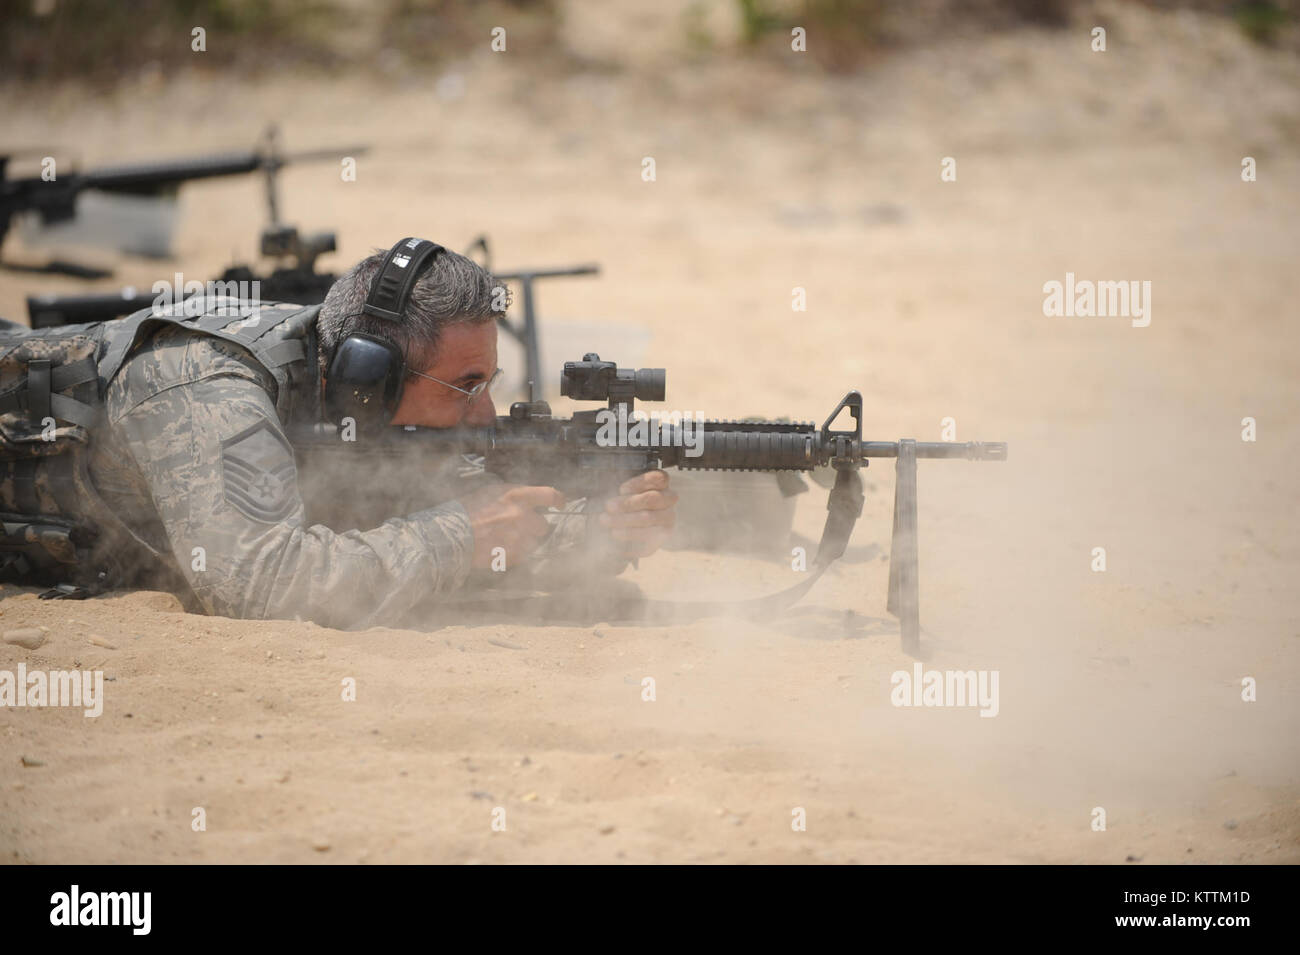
[108,324,274,420]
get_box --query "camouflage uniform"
[87,326,479,629]
[2,298,616,628]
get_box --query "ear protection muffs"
[324,237,445,430]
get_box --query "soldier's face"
[390,321,499,428]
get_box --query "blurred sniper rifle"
[3,126,364,283]
[14,133,597,395]
[10,126,374,333]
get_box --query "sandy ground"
[1,4,1298,863]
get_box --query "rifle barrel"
[81,152,263,193]
[363,426,1008,467]
[26,291,155,327]
[494,265,600,281]
[860,441,1008,461]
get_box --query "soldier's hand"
[460,484,567,569]
[599,469,678,558]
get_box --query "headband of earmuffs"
[362,236,446,322]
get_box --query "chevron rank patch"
[219,419,299,524]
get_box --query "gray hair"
[317,246,508,371]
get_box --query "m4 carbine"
[329,353,1007,652]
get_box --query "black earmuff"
[323,332,406,431]
[323,237,445,431]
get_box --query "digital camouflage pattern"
[2,299,617,627]
[90,323,475,629]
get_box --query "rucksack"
[0,322,106,590]
[0,299,319,594]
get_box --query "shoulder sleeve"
[106,330,474,628]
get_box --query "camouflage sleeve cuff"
[403,499,475,593]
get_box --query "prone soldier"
[0,238,677,628]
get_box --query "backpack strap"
[0,354,101,429]
[25,359,51,422]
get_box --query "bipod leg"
[886,438,920,654]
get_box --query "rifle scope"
[560,353,665,404]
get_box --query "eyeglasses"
[407,366,503,405]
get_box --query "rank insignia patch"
[220,420,299,524]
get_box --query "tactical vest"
[0,298,319,593]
